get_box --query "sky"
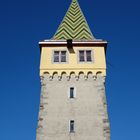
[0,0,140,140]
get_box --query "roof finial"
[72,0,78,3]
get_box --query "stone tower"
[36,0,110,140]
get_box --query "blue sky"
[0,0,140,140]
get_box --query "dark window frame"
[70,120,75,133]
[53,51,67,63]
[70,87,74,98]
[79,50,92,62]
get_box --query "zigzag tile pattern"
[53,0,95,40]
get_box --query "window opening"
[79,50,92,62]
[70,87,74,98]
[70,120,75,132]
[86,50,92,62]
[53,51,67,62]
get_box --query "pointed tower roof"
[53,0,95,40]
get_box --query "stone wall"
[36,73,110,140]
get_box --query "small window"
[53,51,67,62]
[54,51,59,62]
[79,50,92,62]
[69,120,75,133]
[61,51,66,62]
[68,87,76,98]
[86,50,92,62]
[79,50,85,62]
[70,87,74,98]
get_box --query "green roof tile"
[53,0,95,40]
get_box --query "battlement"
[41,71,106,83]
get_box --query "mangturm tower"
[36,0,110,140]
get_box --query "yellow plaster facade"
[39,42,106,76]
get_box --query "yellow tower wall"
[40,44,106,76]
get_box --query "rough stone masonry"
[36,72,110,140]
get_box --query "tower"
[36,0,110,140]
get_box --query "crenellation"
[41,70,106,77]
[42,72,105,82]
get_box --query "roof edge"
[39,40,108,45]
